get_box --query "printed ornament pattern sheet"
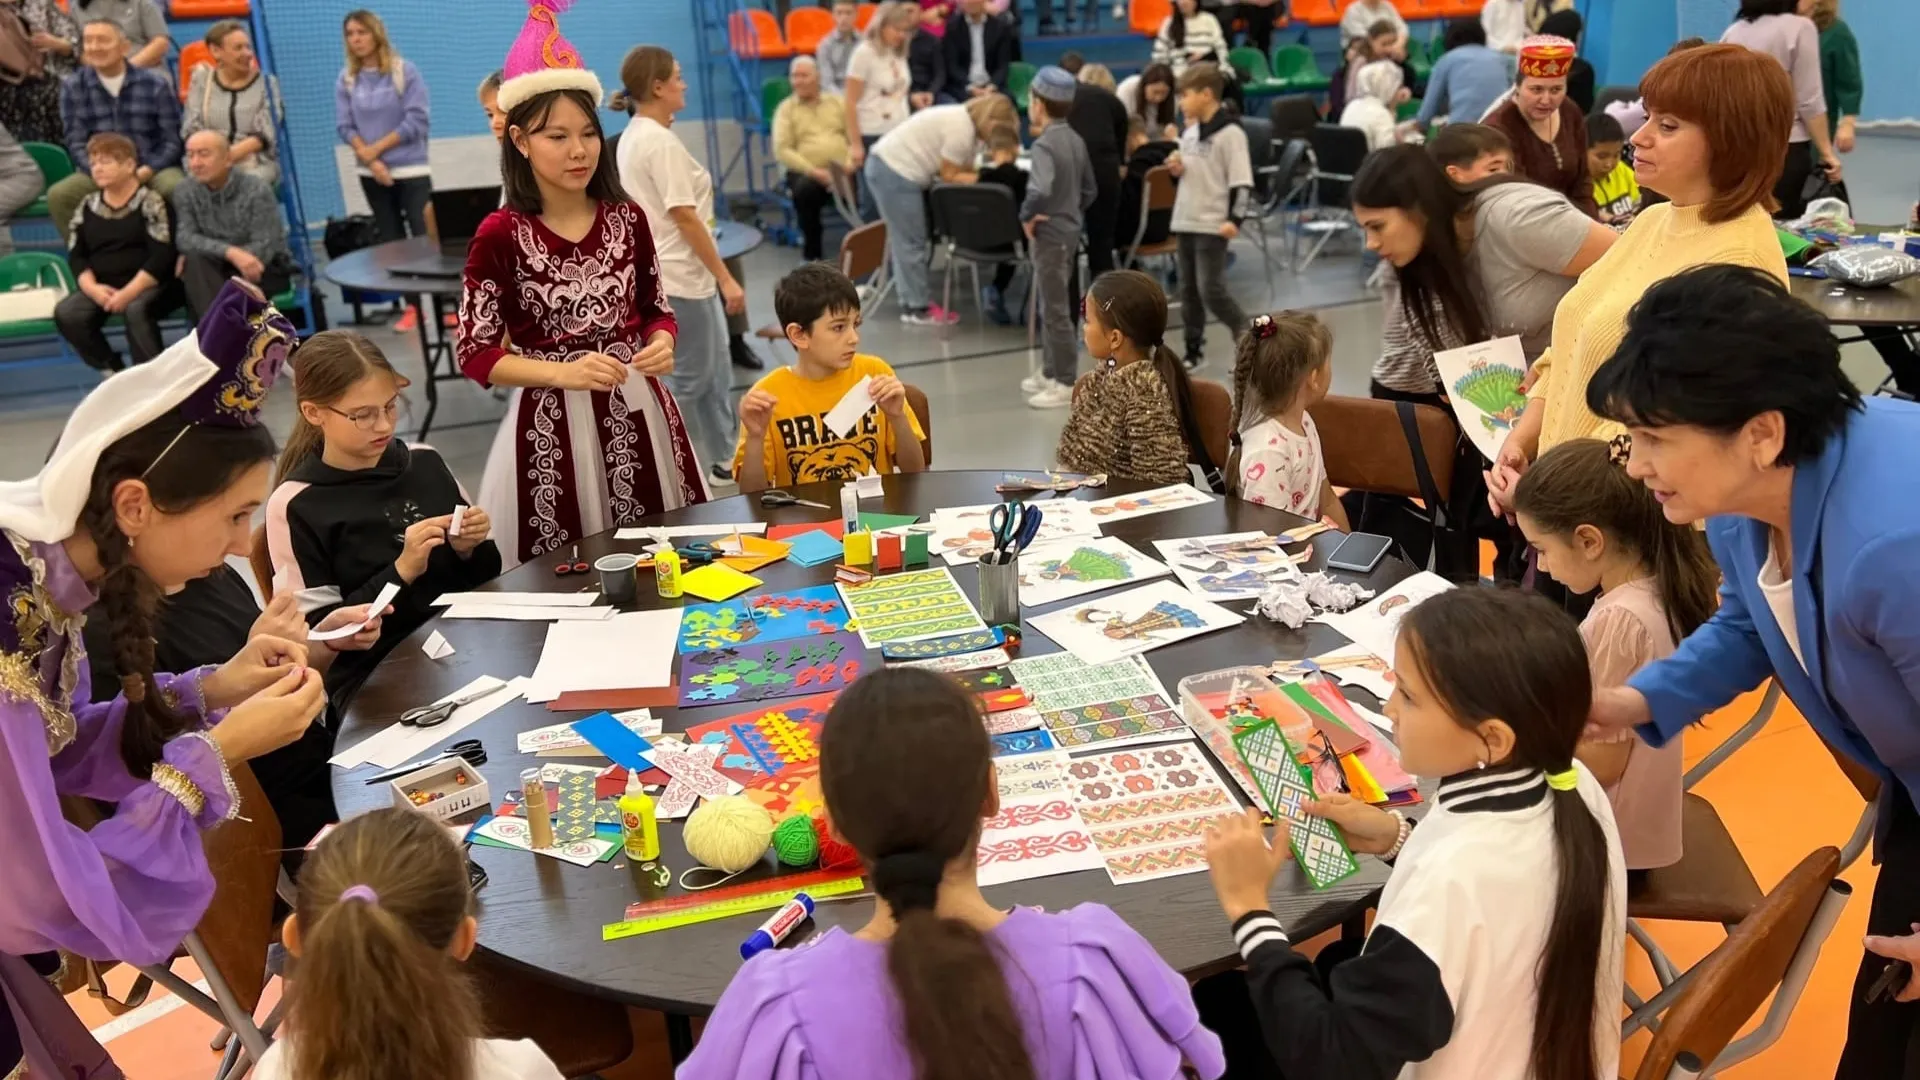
[976,753,1105,887]
[1015,535,1171,607]
[1152,532,1304,601]
[683,693,835,818]
[837,566,986,646]
[678,633,865,706]
[1065,741,1239,884]
[1028,580,1243,665]
[1433,335,1527,463]
[1316,571,1454,666]
[1009,652,1190,750]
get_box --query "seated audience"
[1114,117,1177,262]
[772,56,852,262]
[1331,20,1417,119]
[1340,60,1407,151]
[256,808,567,1080]
[1484,35,1597,218]
[74,0,167,68]
[974,123,1026,326]
[939,0,1014,103]
[1414,19,1513,128]
[1428,121,1512,184]
[1055,269,1205,486]
[1229,311,1348,527]
[0,0,79,144]
[54,132,175,372]
[267,331,501,706]
[681,667,1226,1080]
[1151,0,1229,81]
[49,19,183,245]
[1339,0,1406,49]
[817,0,862,94]
[182,20,283,187]
[1512,437,1714,871]
[0,124,42,256]
[1195,587,1625,1080]
[1587,111,1640,227]
[173,130,292,317]
[734,264,927,491]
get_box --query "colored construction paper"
[680,563,762,602]
[746,585,852,636]
[679,633,866,707]
[785,529,846,567]
[859,512,922,532]
[718,535,793,573]
[569,711,656,770]
[769,520,844,542]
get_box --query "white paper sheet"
[612,523,770,540]
[1151,532,1304,601]
[523,609,683,702]
[822,374,875,438]
[330,675,529,769]
[1079,484,1214,523]
[449,504,467,538]
[1314,571,1455,666]
[976,752,1106,887]
[308,581,402,642]
[1015,536,1172,607]
[431,592,602,607]
[1028,580,1244,665]
[439,605,616,622]
[1432,335,1528,464]
[422,630,455,660]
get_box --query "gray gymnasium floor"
[2,134,1914,489]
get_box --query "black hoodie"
[265,440,501,704]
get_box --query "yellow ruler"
[601,876,866,941]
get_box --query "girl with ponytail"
[1054,270,1213,488]
[1200,586,1624,1080]
[1511,435,1717,870]
[259,807,563,1080]
[1225,310,1350,528]
[683,666,1226,1080]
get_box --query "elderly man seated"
[772,56,853,262]
[171,130,291,317]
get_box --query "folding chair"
[838,219,893,314]
[1631,846,1849,1079]
[903,382,934,464]
[1267,94,1323,143]
[1308,394,1460,571]
[929,181,1036,346]
[1295,124,1368,271]
[1122,165,1178,273]
[1239,116,1280,295]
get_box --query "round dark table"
[333,472,1415,1055]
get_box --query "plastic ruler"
[601,872,866,941]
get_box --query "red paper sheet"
[769,521,845,542]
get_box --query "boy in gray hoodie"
[1022,65,1097,410]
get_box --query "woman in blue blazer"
[1583,264,1920,1078]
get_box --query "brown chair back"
[839,220,887,283]
[903,382,933,466]
[249,524,273,596]
[1189,378,1232,476]
[1308,394,1455,500]
[1633,846,1843,1080]
[1145,164,1177,212]
[194,760,284,1013]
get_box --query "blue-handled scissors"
[989,502,1042,558]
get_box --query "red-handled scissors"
[554,544,588,576]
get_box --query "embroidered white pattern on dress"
[524,388,568,557]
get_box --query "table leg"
[414,292,440,439]
[666,1013,696,1063]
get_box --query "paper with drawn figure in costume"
[976,752,1105,887]
[1014,536,1172,607]
[1029,580,1243,666]
[1152,531,1304,601]
[1272,646,1396,703]
[1315,571,1455,666]
[1079,484,1214,523]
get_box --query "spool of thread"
[682,795,775,874]
[771,812,820,866]
[812,816,863,872]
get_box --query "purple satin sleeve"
[1061,903,1227,1080]
[0,695,227,965]
[677,952,820,1080]
[50,666,222,803]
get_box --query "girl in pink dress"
[458,1,706,568]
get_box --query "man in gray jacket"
[1021,65,1097,411]
[172,129,289,317]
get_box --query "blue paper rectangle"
[785,529,846,568]
[991,729,1056,757]
[569,711,655,770]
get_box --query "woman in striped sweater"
[1150,0,1229,81]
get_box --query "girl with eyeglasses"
[266,330,502,705]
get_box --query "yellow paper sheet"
[680,563,763,602]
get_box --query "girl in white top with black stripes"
[1200,586,1626,1080]
[1150,0,1229,79]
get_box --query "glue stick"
[740,892,816,959]
[619,770,660,862]
[654,549,683,598]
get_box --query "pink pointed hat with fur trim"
[497,0,604,112]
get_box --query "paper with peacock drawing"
[1433,335,1528,463]
[1015,536,1172,607]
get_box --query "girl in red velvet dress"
[458,2,707,568]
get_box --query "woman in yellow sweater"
[1490,44,1794,510]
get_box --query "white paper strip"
[308,581,402,642]
[431,592,601,607]
[439,605,615,622]
[611,523,769,540]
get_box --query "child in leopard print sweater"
[1053,270,1206,486]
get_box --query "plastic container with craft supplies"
[1178,666,1318,807]
[389,759,490,822]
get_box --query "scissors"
[989,502,1042,558]
[676,542,724,566]
[761,489,831,509]
[362,739,487,783]
[401,685,506,728]
[553,544,588,576]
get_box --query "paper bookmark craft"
[470,816,616,866]
[1232,720,1361,889]
[954,667,1016,692]
[975,752,1105,887]
[898,647,1013,673]
[553,772,598,843]
[977,687,1033,713]
[1064,741,1240,884]
[991,729,1055,756]
[881,626,1011,660]
[517,710,659,754]
[679,633,864,707]
[838,566,986,647]
[570,711,656,770]
[649,743,733,799]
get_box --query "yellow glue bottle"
[654,548,683,598]
[619,770,660,862]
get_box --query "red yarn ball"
[812,816,863,873]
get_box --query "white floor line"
[88,978,210,1044]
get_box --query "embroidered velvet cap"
[497,0,604,113]
[182,279,295,429]
[1517,35,1576,79]
[1032,65,1077,105]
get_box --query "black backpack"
[323,215,379,259]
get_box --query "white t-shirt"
[253,1037,565,1080]
[1237,413,1327,519]
[617,115,716,299]
[872,105,979,188]
[1759,545,1807,672]
[99,70,127,97]
[1339,97,1397,151]
[846,41,911,138]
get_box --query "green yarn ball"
[771,812,820,866]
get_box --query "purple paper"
[679,632,867,707]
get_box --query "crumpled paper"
[1255,573,1375,629]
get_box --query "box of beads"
[389,759,490,822]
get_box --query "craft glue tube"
[521,768,555,849]
[840,483,860,532]
[655,549,683,598]
[741,892,816,959]
[619,770,660,861]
